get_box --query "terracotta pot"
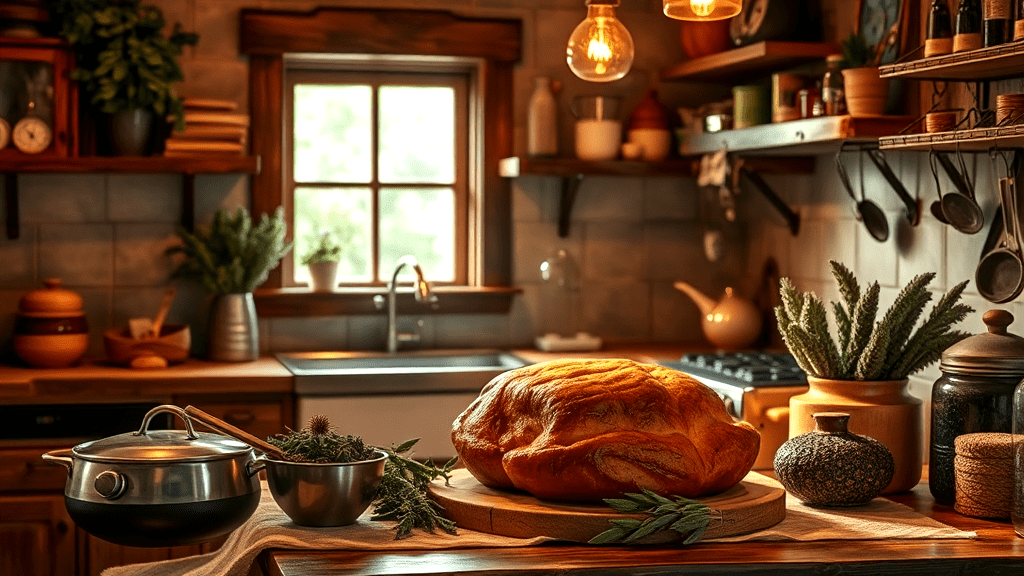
[679,19,732,60]
[788,376,922,494]
[840,67,889,117]
[13,278,89,368]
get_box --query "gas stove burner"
[670,352,806,387]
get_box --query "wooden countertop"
[263,480,1024,576]
[0,356,293,404]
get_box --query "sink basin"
[277,349,530,395]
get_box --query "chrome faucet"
[373,255,439,353]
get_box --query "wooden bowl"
[104,324,191,367]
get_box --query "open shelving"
[660,41,838,83]
[879,42,1024,81]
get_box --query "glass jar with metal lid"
[930,309,1024,504]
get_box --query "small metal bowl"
[258,450,388,526]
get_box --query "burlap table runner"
[101,478,975,576]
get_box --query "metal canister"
[930,309,1024,505]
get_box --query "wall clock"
[858,0,904,65]
[729,0,818,47]
[0,117,10,150]
[12,102,52,154]
[0,36,75,159]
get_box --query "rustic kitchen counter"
[261,479,1024,576]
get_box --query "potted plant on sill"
[839,31,889,117]
[774,261,972,493]
[48,0,198,155]
[168,207,292,362]
[301,231,343,293]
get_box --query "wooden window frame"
[241,8,521,316]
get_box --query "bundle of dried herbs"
[590,489,712,545]
[266,415,458,539]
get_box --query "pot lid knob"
[94,470,127,500]
[19,278,84,314]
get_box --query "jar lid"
[940,309,1024,376]
[19,279,83,314]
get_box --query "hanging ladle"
[939,137,985,235]
[928,149,951,224]
[976,152,1024,303]
[836,146,888,242]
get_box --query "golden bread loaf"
[452,358,760,501]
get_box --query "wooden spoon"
[144,287,177,339]
[184,405,292,461]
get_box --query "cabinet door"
[0,494,75,576]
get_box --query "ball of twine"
[953,433,1015,519]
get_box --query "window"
[285,65,470,287]
[242,8,521,316]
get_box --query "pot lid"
[73,429,252,463]
[19,279,83,314]
[940,309,1024,375]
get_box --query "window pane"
[294,186,372,284]
[379,187,455,282]
[293,85,372,183]
[378,86,454,184]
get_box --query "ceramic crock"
[13,278,89,368]
[930,309,1024,505]
[42,405,261,547]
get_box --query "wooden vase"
[788,376,922,494]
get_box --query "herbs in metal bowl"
[265,415,458,538]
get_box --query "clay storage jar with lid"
[13,278,89,368]
[930,309,1024,505]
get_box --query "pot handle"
[42,448,74,474]
[134,404,198,440]
[247,455,267,478]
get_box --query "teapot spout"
[673,281,718,315]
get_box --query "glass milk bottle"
[527,77,558,157]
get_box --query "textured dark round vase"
[774,412,895,507]
[929,309,1024,505]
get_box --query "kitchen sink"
[276,349,530,395]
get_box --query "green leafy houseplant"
[169,207,292,294]
[775,261,973,381]
[48,0,198,131]
[300,231,343,265]
[840,31,871,69]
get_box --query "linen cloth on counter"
[101,479,975,576]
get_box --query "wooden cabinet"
[0,391,292,576]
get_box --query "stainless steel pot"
[42,404,261,547]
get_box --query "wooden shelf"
[660,41,839,83]
[879,41,1024,81]
[0,155,261,174]
[679,115,915,156]
[879,124,1024,151]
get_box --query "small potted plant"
[168,207,291,362]
[774,261,972,493]
[301,231,343,292]
[48,0,198,155]
[839,31,889,117]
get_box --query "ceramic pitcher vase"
[207,293,259,362]
[788,376,922,494]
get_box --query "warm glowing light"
[663,0,741,21]
[690,0,714,17]
[566,0,634,83]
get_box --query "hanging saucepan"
[42,405,261,547]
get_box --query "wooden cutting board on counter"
[428,469,786,543]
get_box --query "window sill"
[253,286,520,317]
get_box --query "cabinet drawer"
[177,401,286,441]
[0,446,72,493]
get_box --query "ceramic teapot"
[674,281,762,350]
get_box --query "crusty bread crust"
[452,358,760,501]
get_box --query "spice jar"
[13,279,89,368]
[930,309,1024,505]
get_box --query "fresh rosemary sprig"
[372,438,459,539]
[266,417,458,539]
[590,489,711,545]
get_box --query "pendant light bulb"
[566,0,634,83]
[663,0,742,21]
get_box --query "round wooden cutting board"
[428,469,786,544]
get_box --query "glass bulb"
[566,3,634,83]
[663,0,742,21]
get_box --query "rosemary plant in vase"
[775,261,972,493]
[169,207,291,362]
